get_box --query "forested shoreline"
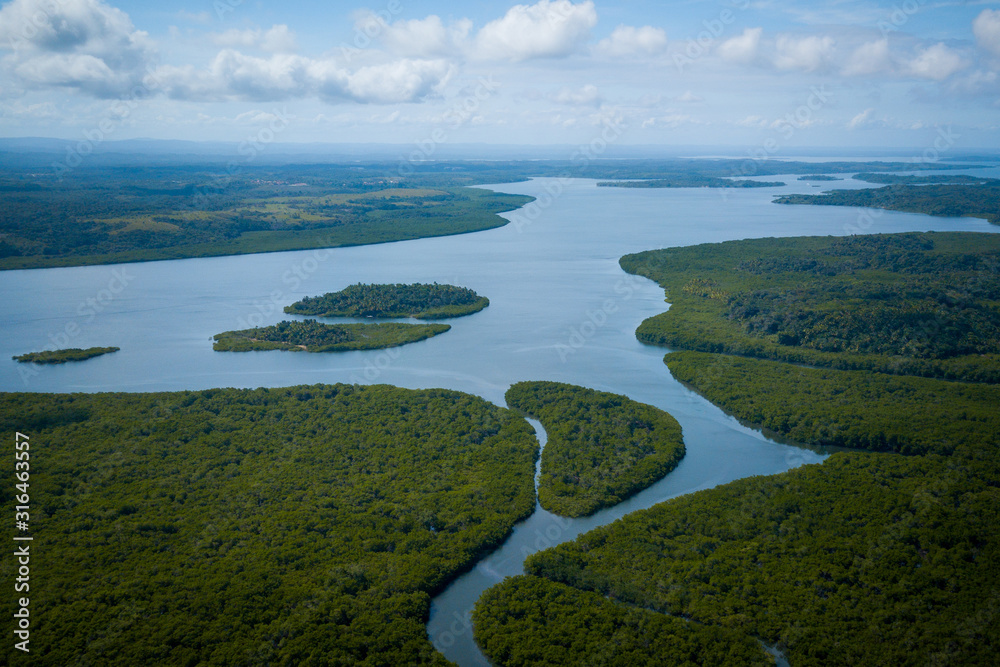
[472,231,1000,666]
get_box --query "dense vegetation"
[213,319,449,352]
[473,576,771,666]
[666,351,1000,455]
[0,385,539,665]
[286,283,489,319]
[798,175,841,181]
[852,173,998,185]
[505,382,684,517]
[520,450,999,667]
[12,346,119,364]
[620,233,1000,383]
[0,166,532,270]
[775,179,1000,224]
[597,177,784,188]
[473,231,1000,666]
[0,157,976,270]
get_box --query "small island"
[213,319,449,352]
[13,346,119,364]
[506,381,684,517]
[285,282,489,319]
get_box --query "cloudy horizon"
[1,0,998,149]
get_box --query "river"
[1,171,996,665]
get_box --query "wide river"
[1,170,997,665]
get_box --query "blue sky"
[1,0,998,148]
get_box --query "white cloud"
[676,91,703,103]
[550,84,601,106]
[717,28,762,64]
[372,14,472,58]
[176,10,211,25]
[158,51,454,104]
[0,0,157,98]
[211,25,298,53]
[842,39,892,77]
[848,107,875,130]
[596,25,667,58]
[905,42,967,80]
[973,9,1000,58]
[474,0,597,61]
[773,35,835,72]
[735,115,768,128]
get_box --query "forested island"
[775,178,1000,224]
[0,385,539,664]
[286,283,489,319]
[213,319,449,352]
[12,346,119,364]
[505,382,684,517]
[473,231,1000,666]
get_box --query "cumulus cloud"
[842,39,892,77]
[375,15,472,57]
[848,107,875,130]
[211,25,298,53]
[717,28,762,64]
[973,9,1000,58]
[474,0,597,61]
[596,25,667,57]
[676,91,703,103]
[773,35,835,72]
[0,0,157,98]
[550,84,601,106]
[905,42,967,80]
[157,51,454,104]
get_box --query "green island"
[12,346,119,364]
[505,381,684,518]
[473,575,771,666]
[797,174,841,181]
[0,384,539,665]
[213,319,449,352]
[620,232,1000,383]
[473,232,1000,666]
[286,283,489,319]
[775,177,1000,224]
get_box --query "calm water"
[1,172,996,665]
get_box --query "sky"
[0,0,999,150]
